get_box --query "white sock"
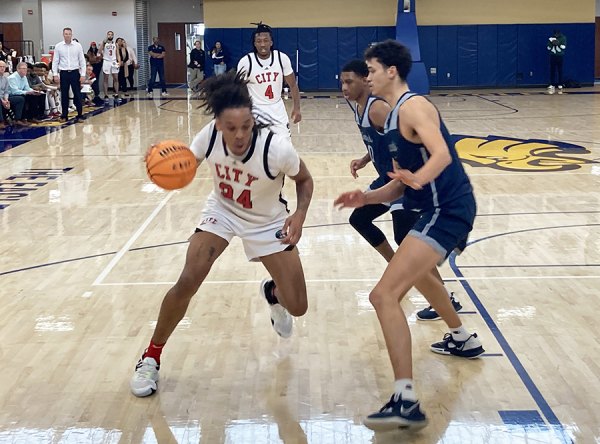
[394,379,417,402]
[450,325,470,342]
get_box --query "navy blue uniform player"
[335,41,484,431]
[341,60,462,321]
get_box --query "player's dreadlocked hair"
[196,70,252,117]
[251,21,274,51]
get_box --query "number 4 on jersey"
[265,85,274,100]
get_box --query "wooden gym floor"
[0,86,599,443]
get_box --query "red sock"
[143,340,165,364]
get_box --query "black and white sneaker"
[129,356,160,397]
[430,333,485,358]
[260,279,293,338]
[364,393,428,431]
[416,293,462,321]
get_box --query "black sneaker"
[363,394,428,431]
[430,333,485,358]
[416,293,462,321]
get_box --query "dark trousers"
[7,95,25,120]
[60,69,83,118]
[25,94,45,120]
[127,67,135,89]
[550,55,564,87]
[118,66,128,93]
[148,63,166,92]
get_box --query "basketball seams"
[146,140,197,190]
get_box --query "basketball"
[146,140,197,190]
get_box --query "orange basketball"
[146,140,197,190]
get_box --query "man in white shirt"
[52,27,86,123]
[237,23,301,136]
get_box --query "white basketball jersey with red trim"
[237,50,293,106]
[190,121,300,225]
[103,41,117,62]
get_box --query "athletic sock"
[142,340,165,364]
[394,378,417,402]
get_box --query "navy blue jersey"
[384,92,473,211]
[350,96,394,190]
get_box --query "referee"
[52,27,86,123]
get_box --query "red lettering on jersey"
[244,174,258,186]
[232,168,243,183]
[215,163,225,179]
[255,73,263,84]
[223,165,232,180]
[273,72,279,82]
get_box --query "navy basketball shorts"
[408,194,476,264]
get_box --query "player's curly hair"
[197,70,253,117]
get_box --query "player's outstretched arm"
[335,180,404,210]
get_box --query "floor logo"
[454,135,597,172]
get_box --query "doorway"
[157,22,205,85]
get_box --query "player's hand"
[350,158,367,178]
[280,210,306,245]
[387,159,422,190]
[291,108,301,124]
[334,190,366,209]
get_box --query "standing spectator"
[8,62,44,125]
[147,37,167,96]
[0,42,12,72]
[188,40,205,92]
[211,41,226,75]
[87,42,102,98]
[124,40,139,91]
[0,61,13,128]
[52,27,87,123]
[547,29,567,95]
[116,38,130,96]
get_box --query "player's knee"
[369,287,389,311]
[172,273,203,299]
[280,287,308,316]
[287,298,307,317]
[349,211,367,231]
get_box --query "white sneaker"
[259,279,293,338]
[547,85,555,94]
[161,91,169,97]
[130,357,159,397]
[147,91,153,96]
[557,85,563,94]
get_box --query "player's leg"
[102,63,110,98]
[349,203,394,261]
[391,208,463,321]
[130,230,229,397]
[259,246,307,338]
[363,236,439,431]
[112,71,120,99]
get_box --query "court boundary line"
[448,224,600,444]
[91,191,175,286]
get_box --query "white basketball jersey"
[103,41,117,62]
[237,50,293,126]
[190,121,301,225]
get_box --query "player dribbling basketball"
[130,70,314,397]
